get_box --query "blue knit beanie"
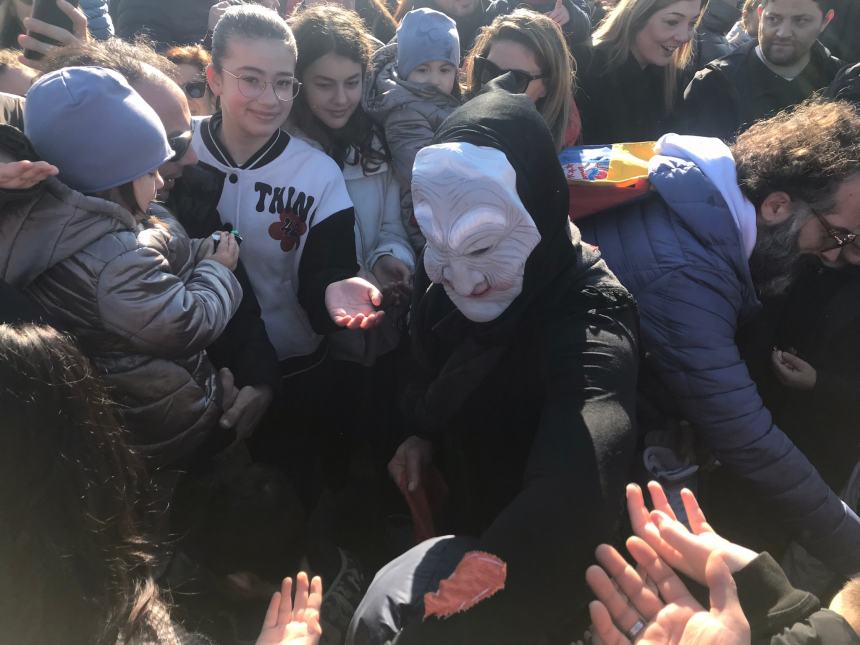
[25,67,173,195]
[396,8,460,81]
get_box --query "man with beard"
[576,98,860,579]
[678,0,841,141]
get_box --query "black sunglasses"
[184,80,208,99]
[473,56,545,94]
[168,130,193,163]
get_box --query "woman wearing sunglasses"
[463,9,578,151]
[166,44,218,116]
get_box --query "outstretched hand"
[626,482,757,586]
[257,572,323,645]
[325,277,385,329]
[0,160,58,189]
[587,539,750,645]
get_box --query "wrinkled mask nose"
[443,263,484,296]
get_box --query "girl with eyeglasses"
[166,43,218,117]
[463,8,579,151]
[288,5,414,364]
[190,5,385,471]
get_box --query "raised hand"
[325,277,385,329]
[18,0,88,69]
[546,0,571,26]
[257,572,323,645]
[626,482,756,586]
[587,538,750,645]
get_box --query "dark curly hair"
[733,98,860,212]
[288,4,388,174]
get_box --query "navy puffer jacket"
[578,154,860,576]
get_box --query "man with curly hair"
[578,97,860,579]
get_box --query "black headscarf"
[408,88,600,433]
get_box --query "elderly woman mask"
[412,142,541,322]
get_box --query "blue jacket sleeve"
[639,265,860,576]
[80,0,114,39]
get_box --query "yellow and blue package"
[560,141,657,220]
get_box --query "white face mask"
[413,143,541,323]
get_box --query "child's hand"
[771,348,817,390]
[210,233,240,271]
[0,160,58,189]
[256,572,323,645]
[325,277,385,329]
[546,0,570,26]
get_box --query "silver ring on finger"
[626,618,646,640]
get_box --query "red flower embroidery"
[268,208,307,252]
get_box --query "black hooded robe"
[359,90,640,644]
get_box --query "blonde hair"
[464,9,573,151]
[592,0,704,112]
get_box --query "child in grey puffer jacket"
[363,8,461,253]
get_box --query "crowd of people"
[1,0,860,643]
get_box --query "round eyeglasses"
[222,68,302,102]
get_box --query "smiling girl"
[191,5,383,369]
[576,0,705,143]
[288,5,414,364]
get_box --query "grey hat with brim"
[25,66,173,195]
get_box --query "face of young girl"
[406,60,457,95]
[303,52,363,131]
[209,37,298,142]
[632,0,701,67]
[132,171,165,213]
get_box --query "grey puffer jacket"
[0,130,241,467]
[363,42,460,252]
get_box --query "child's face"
[406,60,457,95]
[302,52,363,131]
[208,37,298,141]
[133,171,165,213]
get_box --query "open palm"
[256,573,323,645]
[325,277,384,329]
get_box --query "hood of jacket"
[647,146,756,299]
[363,42,460,122]
[0,126,136,288]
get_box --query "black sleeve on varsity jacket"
[298,207,360,335]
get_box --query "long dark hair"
[289,4,388,175]
[0,324,160,644]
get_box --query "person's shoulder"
[280,135,348,188]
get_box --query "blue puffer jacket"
[578,155,860,576]
[81,0,113,40]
